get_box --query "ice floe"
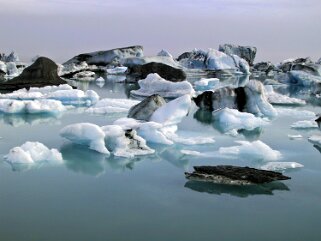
[0,99,66,114]
[4,142,63,164]
[131,73,194,98]
[0,84,99,107]
[213,108,269,135]
[260,162,303,171]
[290,120,318,129]
[60,123,110,154]
[181,140,281,161]
[308,135,321,147]
[265,85,306,105]
[288,134,303,140]
[60,122,155,157]
[194,78,220,91]
[289,71,321,86]
[106,66,127,75]
[86,98,140,114]
[219,140,282,161]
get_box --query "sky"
[0,0,320,63]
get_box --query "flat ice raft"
[185,165,290,185]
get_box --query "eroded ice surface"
[213,108,269,135]
[4,142,63,164]
[265,85,306,105]
[260,162,304,171]
[131,73,194,98]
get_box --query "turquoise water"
[1,79,321,241]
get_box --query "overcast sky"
[0,0,320,63]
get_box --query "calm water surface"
[0,76,321,241]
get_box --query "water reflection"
[61,143,107,176]
[184,180,290,197]
[0,113,61,127]
[155,145,190,170]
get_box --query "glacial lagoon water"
[1,76,321,241]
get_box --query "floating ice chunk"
[60,123,110,154]
[86,98,140,114]
[167,131,215,145]
[4,141,63,164]
[157,49,173,58]
[0,99,66,114]
[47,89,99,106]
[291,120,318,129]
[102,125,154,158]
[150,94,192,126]
[181,150,205,156]
[289,71,321,86]
[73,71,96,81]
[276,108,316,119]
[59,61,89,76]
[96,77,105,82]
[25,84,73,94]
[194,78,220,91]
[288,134,303,140]
[213,108,269,134]
[308,135,321,147]
[219,140,282,161]
[106,66,127,75]
[260,162,303,171]
[206,49,237,71]
[265,85,306,105]
[131,73,194,98]
[245,80,277,117]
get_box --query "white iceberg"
[288,134,303,140]
[219,140,282,161]
[194,78,220,91]
[106,66,128,75]
[245,80,277,117]
[102,125,154,158]
[308,135,321,147]
[4,141,63,164]
[73,71,96,81]
[86,98,140,114]
[150,94,191,126]
[95,77,105,82]
[60,123,110,154]
[60,122,154,157]
[0,99,66,114]
[290,120,318,129]
[265,85,306,105]
[213,108,269,134]
[260,162,303,171]
[289,71,321,86]
[157,49,173,58]
[131,73,194,98]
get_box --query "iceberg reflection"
[184,180,290,198]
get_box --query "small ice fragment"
[260,162,303,171]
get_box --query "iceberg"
[0,99,66,114]
[102,125,154,158]
[288,71,321,86]
[4,141,63,164]
[60,123,110,154]
[308,135,321,147]
[131,73,194,98]
[86,98,140,114]
[194,78,220,91]
[150,94,191,126]
[288,134,303,140]
[219,140,282,161]
[265,85,306,105]
[291,120,318,129]
[213,108,269,135]
[106,66,128,75]
[73,71,96,81]
[260,162,303,171]
[60,122,155,157]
